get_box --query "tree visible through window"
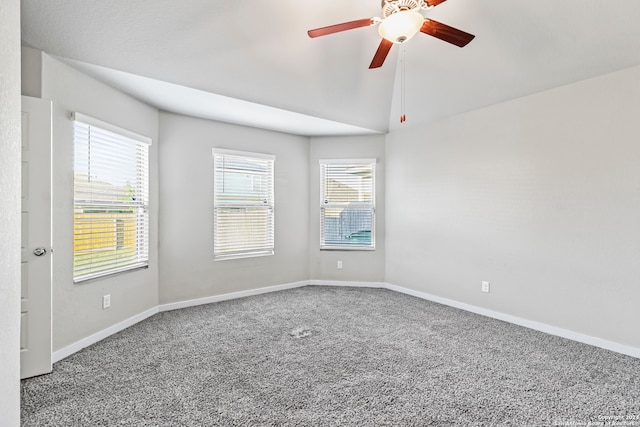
[213,149,275,260]
[73,113,150,282]
[320,159,376,250]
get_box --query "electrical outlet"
[102,294,111,309]
[337,260,343,269]
[481,281,490,293]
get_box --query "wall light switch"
[337,261,343,269]
[481,281,490,293]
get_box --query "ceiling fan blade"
[420,19,475,47]
[308,18,376,38]
[425,0,448,6]
[369,38,394,69]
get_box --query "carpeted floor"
[21,286,640,426]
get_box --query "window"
[213,149,275,260]
[320,159,376,250]
[73,113,150,282]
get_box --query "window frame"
[319,158,376,251]
[212,148,275,261]
[72,112,151,283]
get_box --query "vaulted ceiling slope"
[21,0,640,136]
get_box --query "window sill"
[74,264,149,284]
[214,250,275,261]
[320,246,376,251]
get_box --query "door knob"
[33,247,47,256]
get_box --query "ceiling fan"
[307,0,475,69]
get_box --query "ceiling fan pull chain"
[401,48,406,123]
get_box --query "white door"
[20,96,53,379]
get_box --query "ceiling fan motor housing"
[381,0,432,18]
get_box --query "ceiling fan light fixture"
[378,10,424,43]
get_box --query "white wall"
[309,135,386,282]
[0,0,22,424]
[21,46,41,98]
[38,54,160,351]
[386,65,640,349]
[158,112,310,303]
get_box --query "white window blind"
[320,159,376,250]
[213,149,275,260]
[73,113,150,282]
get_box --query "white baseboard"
[385,282,640,359]
[52,306,159,363]
[158,280,310,312]
[309,280,387,288]
[52,280,639,363]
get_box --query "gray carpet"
[21,286,640,426]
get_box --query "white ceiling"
[20,0,640,136]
